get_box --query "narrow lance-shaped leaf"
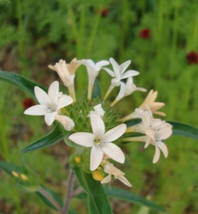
[125,118,142,127]
[0,161,39,192]
[167,121,198,140]
[74,186,166,212]
[22,124,67,153]
[0,161,22,177]
[72,166,112,214]
[104,186,167,213]
[0,70,46,98]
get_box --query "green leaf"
[72,166,112,214]
[125,119,142,127]
[0,70,45,98]
[104,186,167,213]
[92,80,102,99]
[37,186,63,211]
[0,161,22,177]
[22,124,67,153]
[167,121,198,140]
[0,161,39,192]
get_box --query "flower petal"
[120,60,131,73]
[121,70,139,79]
[157,142,168,158]
[102,142,125,163]
[69,132,94,147]
[158,126,172,140]
[44,112,56,126]
[48,81,59,104]
[34,86,51,106]
[103,124,126,142]
[104,68,115,77]
[90,146,103,171]
[101,175,112,184]
[24,105,48,115]
[90,112,105,137]
[118,176,132,187]
[110,58,120,78]
[96,60,109,69]
[153,146,160,164]
[115,82,126,101]
[57,95,73,109]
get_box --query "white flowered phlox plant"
[24,57,172,187]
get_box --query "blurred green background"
[0,0,198,213]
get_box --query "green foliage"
[104,186,167,212]
[0,70,45,98]
[72,166,112,214]
[168,121,198,140]
[22,123,67,153]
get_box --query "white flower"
[101,162,132,187]
[24,81,73,126]
[93,104,105,117]
[123,110,172,163]
[49,59,79,101]
[77,59,109,99]
[49,59,79,88]
[111,77,146,106]
[69,112,126,171]
[104,58,139,100]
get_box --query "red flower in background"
[186,51,198,64]
[23,98,35,110]
[101,8,109,18]
[139,28,150,39]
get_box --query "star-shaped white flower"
[69,112,126,171]
[101,162,132,187]
[111,77,146,106]
[77,59,109,99]
[24,81,73,126]
[123,109,172,163]
[104,58,139,100]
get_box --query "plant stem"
[62,170,75,214]
[38,187,62,213]
[87,9,102,56]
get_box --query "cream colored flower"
[140,90,165,116]
[121,90,165,122]
[49,58,80,101]
[101,162,132,187]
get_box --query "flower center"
[94,137,102,147]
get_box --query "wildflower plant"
[0,57,198,214]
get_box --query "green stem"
[171,0,179,58]
[68,7,79,57]
[12,184,23,214]
[119,0,130,60]
[87,9,102,56]
[78,5,86,58]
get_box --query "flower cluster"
[24,57,172,187]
